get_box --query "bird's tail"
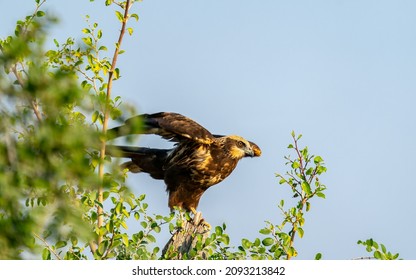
[105,145,170,179]
[105,145,159,158]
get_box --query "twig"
[352,256,375,260]
[0,0,45,123]
[97,0,132,247]
[33,232,62,260]
[286,137,307,259]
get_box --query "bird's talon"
[199,219,211,231]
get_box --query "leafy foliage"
[0,1,100,259]
[226,132,328,260]
[0,0,399,260]
[357,239,400,260]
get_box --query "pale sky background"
[1,0,415,259]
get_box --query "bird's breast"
[193,150,238,187]
[166,143,239,188]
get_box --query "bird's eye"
[237,141,245,148]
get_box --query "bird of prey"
[106,112,261,214]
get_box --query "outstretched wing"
[108,112,215,144]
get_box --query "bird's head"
[226,135,262,159]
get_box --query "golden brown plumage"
[106,112,261,212]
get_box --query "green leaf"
[97,29,103,39]
[56,241,67,249]
[223,235,230,245]
[215,226,223,236]
[241,239,252,249]
[297,227,304,238]
[120,221,128,230]
[184,211,191,221]
[115,202,122,214]
[102,191,110,201]
[147,234,156,243]
[315,192,326,199]
[315,253,322,260]
[314,156,323,164]
[317,165,327,174]
[301,147,308,158]
[42,248,51,260]
[36,11,45,17]
[122,234,129,247]
[381,244,387,254]
[306,167,314,175]
[374,251,383,260]
[134,212,140,221]
[115,11,124,22]
[127,27,133,36]
[169,223,175,233]
[106,220,114,232]
[113,68,120,80]
[122,209,130,218]
[259,228,271,235]
[70,236,78,247]
[130,13,139,21]
[301,181,312,195]
[82,37,93,47]
[291,161,300,169]
[262,237,274,246]
[153,226,161,233]
[92,110,99,123]
[98,240,109,257]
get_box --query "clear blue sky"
[2,0,415,259]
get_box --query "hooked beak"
[247,142,261,157]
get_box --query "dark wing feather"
[108,112,215,144]
[105,145,170,158]
[105,145,170,179]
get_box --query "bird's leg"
[189,207,211,231]
[189,206,198,215]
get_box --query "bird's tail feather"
[105,145,169,179]
[105,145,167,158]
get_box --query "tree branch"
[97,0,132,247]
[33,232,62,260]
[162,211,210,259]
